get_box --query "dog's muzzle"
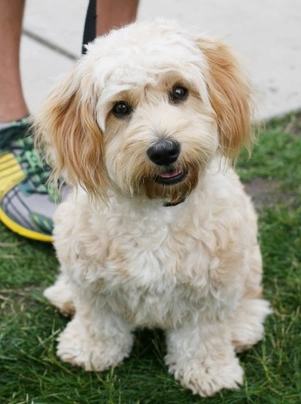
[147,139,187,185]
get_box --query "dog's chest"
[84,210,216,328]
[59,190,242,327]
[99,245,211,328]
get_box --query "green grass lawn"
[1,113,300,404]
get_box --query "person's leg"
[82,0,139,54]
[0,0,64,241]
[96,0,139,36]
[0,0,28,123]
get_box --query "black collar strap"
[163,198,186,207]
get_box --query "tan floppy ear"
[197,38,255,159]
[34,63,109,199]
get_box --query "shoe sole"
[0,207,53,242]
[0,151,53,242]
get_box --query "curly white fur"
[36,20,271,397]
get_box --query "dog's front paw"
[166,356,244,397]
[44,273,75,316]
[57,318,133,371]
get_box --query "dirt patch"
[244,178,294,211]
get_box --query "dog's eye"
[170,86,188,103]
[112,101,132,118]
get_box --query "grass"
[1,112,301,404]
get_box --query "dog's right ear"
[34,61,109,199]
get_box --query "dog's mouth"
[155,169,187,185]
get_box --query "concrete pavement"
[21,0,301,120]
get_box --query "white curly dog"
[35,20,271,397]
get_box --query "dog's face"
[103,66,218,204]
[35,20,253,203]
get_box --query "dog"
[34,19,271,397]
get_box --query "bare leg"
[0,0,28,122]
[96,0,139,36]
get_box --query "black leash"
[82,0,97,55]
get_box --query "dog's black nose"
[147,139,180,166]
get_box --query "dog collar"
[163,198,186,207]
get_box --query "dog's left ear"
[196,37,255,159]
[34,62,109,199]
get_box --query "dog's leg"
[56,298,133,371]
[229,297,271,353]
[44,271,75,316]
[229,243,271,352]
[165,321,243,397]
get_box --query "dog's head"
[35,20,254,204]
